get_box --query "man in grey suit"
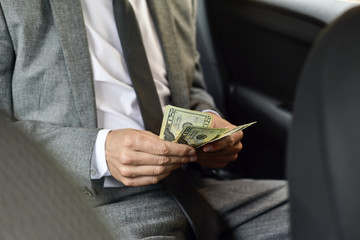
[0,0,289,239]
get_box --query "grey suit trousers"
[95,175,289,240]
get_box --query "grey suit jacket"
[0,0,216,199]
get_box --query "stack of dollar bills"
[159,105,256,148]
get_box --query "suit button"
[83,188,93,198]
[90,169,97,177]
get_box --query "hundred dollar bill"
[175,126,228,148]
[175,121,257,148]
[159,105,213,141]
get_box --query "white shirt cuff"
[90,129,112,179]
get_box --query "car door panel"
[199,0,326,179]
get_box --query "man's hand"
[196,113,243,168]
[105,129,197,186]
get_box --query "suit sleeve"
[187,0,221,114]
[0,4,102,201]
[189,51,220,113]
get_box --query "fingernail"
[189,149,196,155]
[190,155,197,162]
[203,145,213,152]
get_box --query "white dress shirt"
[80,0,171,187]
[81,0,218,187]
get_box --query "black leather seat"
[287,6,360,240]
[0,114,114,240]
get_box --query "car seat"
[0,114,114,240]
[287,6,360,240]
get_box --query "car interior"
[1,0,360,239]
[287,5,360,240]
[197,0,359,180]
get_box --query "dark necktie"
[112,1,220,239]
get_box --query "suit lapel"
[147,0,190,109]
[49,0,97,128]
[49,0,189,127]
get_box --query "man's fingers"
[198,152,239,163]
[196,133,243,169]
[131,133,196,157]
[196,152,239,168]
[113,163,183,178]
[108,159,177,187]
[117,172,171,187]
[105,128,198,186]
[117,150,197,166]
[106,129,196,163]
[203,130,243,152]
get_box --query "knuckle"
[118,167,132,178]
[119,153,132,165]
[158,143,170,155]
[158,155,170,165]
[155,166,166,175]
[227,135,236,146]
[240,131,244,140]
[123,137,135,148]
[229,153,238,161]
[180,157,188,164]
[121,178,133,186]
[178,147,189,156]
[151,176,161,185]
[236,142,243,152]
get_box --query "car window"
[256,0,360,23]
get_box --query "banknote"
[175,121,256,148]
[175,126,228,148]
[194,121,257,148]
[159,105,256,147]
[159,105,213,141]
